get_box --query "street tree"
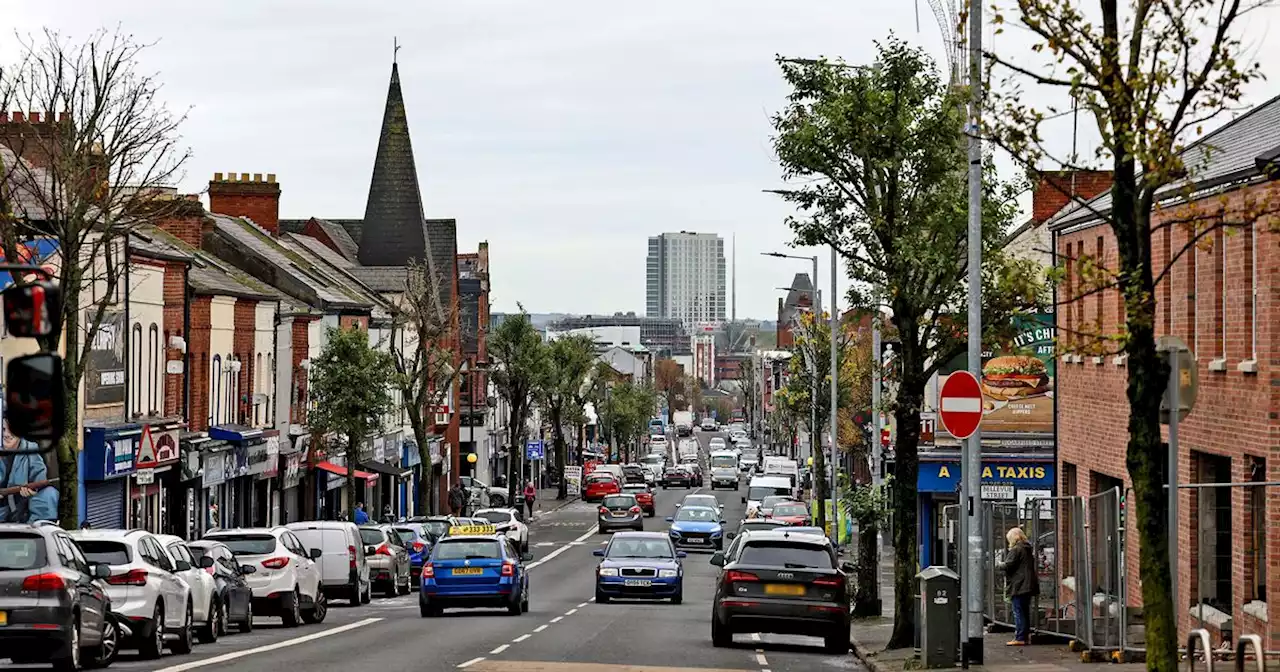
[834,317,880,613]
[542,334,596,499]
[488,309,548,505]
[307,326,397,522]
[654,359,687,414]
[984,2,1275,666]
[771,38,1043,647]
[0,29,190,526]
[387,259,459,515]
[736,356,759,430]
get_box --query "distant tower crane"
[919,0,964,84]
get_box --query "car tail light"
[349,545,357,569]
[725,570,759,583]
[421,563,434,579]
[501,561,515,577]
[261,557,290,570]
[629,506,641,514]
[22,572,66,591]
[106,568,148,586]
[375,543,392,556]
[412,541,426,553]
[599,507,609,515]
[812,576,844,587]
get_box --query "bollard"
[1235,634,1264,672]
[1187,629,1213,672]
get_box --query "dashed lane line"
[565,608,578,615]
[755,652,769,667]
[576,601,590,608]
[533,624,548,633]
[527,528,596,570]
[550,616,563,623]
[150,618,382,672]
[512,634,531,643]
[489,644,509,655]
[457,657,485,669]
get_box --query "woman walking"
[523,481,537,520]
[998,526,1040,646]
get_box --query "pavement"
[4,429,866,672]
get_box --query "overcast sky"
[5,2,1278,319]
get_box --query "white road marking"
[458,657,485,669]
[512,634,531,643]
[756,653,769,666]
[565,608,578,615]
[489,644,509,654]
[149,618,382,672]
[533,624,548,632]
[550,616,563,623]
[535,542,556,547]
[527,528,597,569]
[577,601,589,608]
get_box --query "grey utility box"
[917,566,960,669]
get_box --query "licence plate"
[0,610,6,626]
[611,512,627,517]
[686,538,705,544]
[451,568,484,576]
[764,583,806,596]
[623,579,652,587]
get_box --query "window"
[1192,451,1232,612]
[1161,225,1172,335]
[1215,229,1226,360]
[1248,457,1267,606]
[1246,224,1258,361]
[211,355,222,426]
[265,354,274,424]
[148,324,160,414]
[255,353,264,425]
[1094,236,1105,336]
[131,323,143,414]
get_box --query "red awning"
[315,461,378,483]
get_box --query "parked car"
[70,529,193,659]
[584,472,622,502]
[186,540,256,634]
[474,508,530,552]
[622,483,656,517]
[597,494,644,533]
[393,518,455,583]
[154,534,220,644]
[1,523,119,670]
[358,525,412,597]
[204,527,326,627]
[285,520,370,606]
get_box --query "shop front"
[358,433,409,519]
[179,431,228,538]
[246,433,280,526]
[314,456,378,519]
[400,439,422,517]
[208,425,269,528]
[280,433,311,524]
[130,421,184,535]
[80,423,142,529]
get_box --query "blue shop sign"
[918,460,1054,494]
[82,424,142,481]
[402,440,421,468]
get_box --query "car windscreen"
[739,541,834,569]
[747,486,790,501]
[710,456,736,468]
[641,456,662,464]
[433,540,502,560]
[675,507,717,522]
[623,486,648,494]
[211,534,278,556]
[607,538,674,559]
[587,474,614,483]
[773,503,809,517]
[77,540,132,565]
[739,521,785,533]
[602,495,635,508]
[476,511,512,524]
[359,529,385,545]
[787,527,827,536]
[421,521,450,539]
[393,527,420,543]
[0,534,45,570]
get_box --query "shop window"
[211,355,222,426]
[131,323,143,414]
[1248,457,1267,607]
[148,324,160,415]
[1192,451,1233,612]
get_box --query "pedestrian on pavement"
[449,483,466,517]
[997,526,1039,646]
[523,481,536,520]
[381,504,394,523]
[354,502,370,524]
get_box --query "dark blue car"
[667,505,726,550]
[594,532,685,604]
[394,518,454,582]
[419,527,531,616]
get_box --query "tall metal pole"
[1167,352,1180,618]
[829,247,840,547]
[871,313,883,599]
[962,0,986,665]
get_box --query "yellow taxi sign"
[448,524,497,536]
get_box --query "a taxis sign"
[449,524,497,536]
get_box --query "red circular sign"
[939,371,984,440]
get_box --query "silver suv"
[70,529,193,659]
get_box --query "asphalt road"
[4,431,864,672]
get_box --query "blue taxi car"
[419,525,532,617]
[594,532,686,604]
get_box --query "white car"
[700,418,718,431]
[474,507,530,551]
[649,434,668,451]
[71,529,194,659]
[707,437,727,451]
[205,527,326,627]
[155,534,222,644]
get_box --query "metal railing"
[1187,629,1214,671]
[1235,634,1264,672]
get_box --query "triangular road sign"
[136,425,158,469]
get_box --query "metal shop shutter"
[85,479,126,529]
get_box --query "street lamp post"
[764,252,820,469]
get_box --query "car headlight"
[598,567,619,577]
[658,569,679,578]
[711,529,722,536]
[668,530,681,537]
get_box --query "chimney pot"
[253,173,263,182]
[28,112,40,123]
[214,172,224,181]
[57,112,67,122]
[12,112,23,123]
[267,173,276,183]
[240,173,250,181]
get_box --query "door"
[167,542,210,622]
[141,537,187,628]
[282,533,319,599]
[214,549,250,620]
[385,528,409,583]
[56,534,105,646]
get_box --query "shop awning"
[315,461,379,483]
[358,461,411,478]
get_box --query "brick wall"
[338,314,369,331]
[161,260,187,418]
[1033,170,1113,224]
[207,173,281,236]
[233,300,258,425]
[1056,178,1280,648]
[188,297,212,432]
[291,318,313,425]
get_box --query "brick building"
[1050,94,1280,648]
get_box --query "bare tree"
[0,28,190,527]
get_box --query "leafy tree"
[737,356,759,430]
[984,2,1274,666]
[771,38,1042,647]
[0,30,190,526]
[488,309,547,504]
[542,335,596,499]
[654,359,687,413]
[307,326,397,522]
[835,316,879,613]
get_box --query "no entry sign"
[939,371,983,439]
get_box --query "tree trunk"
[412,421,433,516]
[552,406,567,500]
[853,519,881,617]
[812,423,827,532]
[506,400,522,506]
[56,291,82,528]
[886,372,923,650]
[345,433,358,522]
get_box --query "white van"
[744,475,795,514]
[286,521,371,606]
[594,464,625,483]
[709,450,740,490]
[763,456,799,490]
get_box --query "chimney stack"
[207,172,281,235]
[1032,170,1113,224]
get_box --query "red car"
[584,473,622,502]
[623,484,656,517]
[767,501,812,526]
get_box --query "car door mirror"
[664,517,673,522]
[310,548,323,560]
[726,531,737,540]
[592,549,605,557]
[676,551,687,559]
[173,560,192,572]
[709,551,725,567]
[239,565,257,575]
[741,496,747,504]
[719,520,727,525]
[92,563,112,579]
[198,556,215,569]
[840,562,856,573]
[520,552,533,562]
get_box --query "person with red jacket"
[523,481,537,519]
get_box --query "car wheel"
[594,587,609,604]
[239,600,253,633]
[303,588,328,624]
[88,613,118,669]
[419,596,441,618]
[198,598,219,644]
[52,613,80,671]
[397,572,410,596]
[824,630,849,653]
[361,583,372,604]
[281,589,302,627]
[506,590,522,616]
[216,596,229,637]
[671,589,683,605]
[349,580,362,607]
[711,615,732,647]
[520,584,529,613]
[138,602,164,660]
[169,601,194,655]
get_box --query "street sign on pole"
[525,440,544,461]
[939,371,983,440]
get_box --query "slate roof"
[277,232,386,307]
[129,230,194,263]
[358,62,431,266]
[348,266,409,292]
[278,218,360,262]
[138,225,292,305]
[0,145,54,221]
[1050,93,1280,233]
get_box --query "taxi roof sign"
[448,524,497,536]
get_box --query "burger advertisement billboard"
[937,312,1055,435]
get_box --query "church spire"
[358,58,429,266]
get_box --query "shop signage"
[136,426,180,469]
[938,312,1055,435]
[134,469,155,485]
[402,440,421,468]
[981,483,1015,500]
[231,444,249,478]
[204,452,228,487]
[247,441,272,476]
[1017,489,1053,519]
[85,310,127,406]
[374,436,386,462]
[565,466,583,497]
[263,436,279,478]
[102,435,138,478]
[282,454,304,489]
[181,447,202,482]
[917,460,1054,494]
